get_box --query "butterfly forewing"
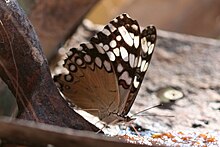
[90,14,145,115]
[54,13,157,123]
[90,14,157,116]
[121,26,157,116]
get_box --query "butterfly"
[54,13,157,124]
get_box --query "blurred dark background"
[88,0,220,38]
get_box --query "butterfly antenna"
[131,104,163,117]
[136,114,174,117]
[96,124,106,134]
[130,124,141,137]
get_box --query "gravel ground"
[131,30,220,133]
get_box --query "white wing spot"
[104,60,111,71]
[95,57,102,68]
[119,71,132,85]
[65,74,73,82]
[95,44,105,54]
[102,28,111,36]
[110,40,117,48]
[133,76,140,88]
[117,63,123,73]
[120,14,124,19]
[5,0,10,4]
[120,47,128,62]
[99,43,104,47]
[131,24,138,31]
[93,34,98,39]
[134,56,138,67]
[141,37,148,53]
[107,51,116,61]
[148,43,154,55]
[76,58,83,65]
[118,26,133,47]
[78,46,83,51]
[108,23,116,32]
[84,54,91,63]
[143,62,149,72]
[125,13,131,18]
[86,43,93,49]
[134,36,139,49]
[113,18,118,23]
[116,35,122,41]
[137,56,142,67]
[113,48,120,56]
[129,33,134,39]
[129,53,135,68]
[103,44,109,51]
[67,51,73,56]
[140,60,146,72]
[69,64,76,71]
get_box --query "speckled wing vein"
[54,13,156,123]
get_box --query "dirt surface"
[131,30,220,132]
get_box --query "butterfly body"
[54,13,157,124]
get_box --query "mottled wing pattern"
[121,25,156,116]
[90,13,156,116]
[54,43,120,120]
[54,13,157,123]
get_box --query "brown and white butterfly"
[54,13,157,124]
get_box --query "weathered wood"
[0,0,99,132]
[0,80,17,117]
[0,117,149,147]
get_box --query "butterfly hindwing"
[54,43,120,120]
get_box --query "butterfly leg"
[129,123,141,137]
